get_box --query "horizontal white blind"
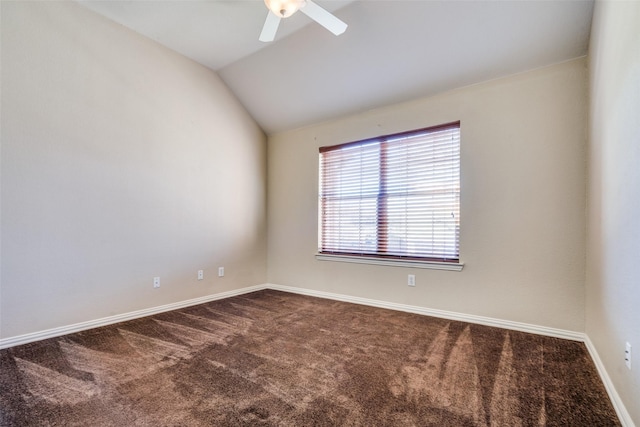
[319,122,460,261]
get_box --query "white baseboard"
[265,283,584,341]
[1,282,633,426]
[584,336,635,427]
[0,284,265,350]
[0,281,586,347]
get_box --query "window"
[318,122,460,266]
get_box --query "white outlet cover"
[625,342,632,370]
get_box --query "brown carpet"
[0,290,620,426]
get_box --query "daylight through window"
[318,122,460,262]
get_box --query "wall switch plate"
[625,342,632,370]
[153,277,160,288]
[198,270,204,280]
[408,274,415,287]
[218,267,224,277]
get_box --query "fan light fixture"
[259,0,347,42]
[264,0,305,18]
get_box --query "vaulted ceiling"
[79,0,594,134]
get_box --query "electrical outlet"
[153,277,160,288]
[198,270,204,280]
[408,274,415,287]
[218,267,224,277]
[625,342,632,370]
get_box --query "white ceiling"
[79,0,594,135]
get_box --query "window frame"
[316,121,464,271]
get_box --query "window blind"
[319,122,460,262]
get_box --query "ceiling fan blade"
[259,12,281,42]
[300,0,347,36]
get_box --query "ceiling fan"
[259,0,348,42]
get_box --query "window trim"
[315,253,464,271]
[318,121,462,268]
[318,121,460,154]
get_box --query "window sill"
[315,253,464,271]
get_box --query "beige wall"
[268,58,588,332]
[0,1,267,339]
[587,0,640,423]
